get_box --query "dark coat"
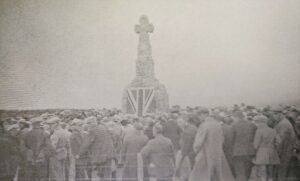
[121,131,148,181]
[79,124,115,165]
[162,119,182,151]
[25,127,55,162]
[253,123,280,165]
[274,118,296,164]
[144,125,154,140]
[180,123,197,157]
[190,118,234,181]
[222,124,234,169]
[70,130,83,156]
[232,119,257,157]
[0,132,22,179]
[141,134,175,178]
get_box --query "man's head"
[120,119,130,126]
[153,122,164,137]
[133,121,144,131]
[7,124,20,137]
[60,122,67,129]
[271,107,284,122]
[223,115,233,125]
[286,110,299,122]
[196,108,210,122]
[85,116,98,127]
[170,112,179,120]
[187,114,199,126]
[45,116,60,131]
[31,117,43,128]
[253,115,269,125]
[231,110,244,123]
[19,119,30,130]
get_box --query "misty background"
[0,0,300,109]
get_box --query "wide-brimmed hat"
[31,117,43,125]
[133,121,143,130]
[45,116,60,125]
[19,119,30,126]
[196,107,210,115]
[70,118,83,126]
[7,124,20,131]
[253,115,269,124]
[271,107,283,113]
[85,116,97,125]
[231,110,244,118]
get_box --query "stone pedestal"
[122,77,169,116]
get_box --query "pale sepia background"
[0,0,299,109]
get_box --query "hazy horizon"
[1,0,300,109]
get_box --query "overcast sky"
[0,0,300,109]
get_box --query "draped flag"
[126,87,155,116]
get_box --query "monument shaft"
[122,15,169,116]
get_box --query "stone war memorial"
[122,15,169,116]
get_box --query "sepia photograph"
[0,0,300,180]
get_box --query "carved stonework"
[135,15,154,60]
[136,59,154,78]
[134,15,155,79]
[122,15,169,116]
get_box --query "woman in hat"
[252,115,280,181]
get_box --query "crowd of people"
[0,104,300,181]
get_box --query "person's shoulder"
[231,121,238,128]
[255,127,265,133]
[222,124,232,131]
[261,127,276,136]
[162,136,173,145]
[145,138,156,147]
[141,133,149,140]
[189,124,198,133]
[283,119,293,127]
[188,123,197,129]
[30,128,45,135]
[275,119,290,130]
[93,125,106,132]
[268,127,277,135]
[0,133,11,143]
[88,127,99,135]
[138,134,149,144]
[248,121,256,128]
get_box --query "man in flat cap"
[219,113,235,175]
[162,112,182,153]
[25,117,54,181]
[78,116,115,181]
[231,110,257,181]
[195,107,210,127]
[48,116,71,181]
[273,108,296,181]
[190,116,234,181]
[176,114,198,179]
[141,122,176,181]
